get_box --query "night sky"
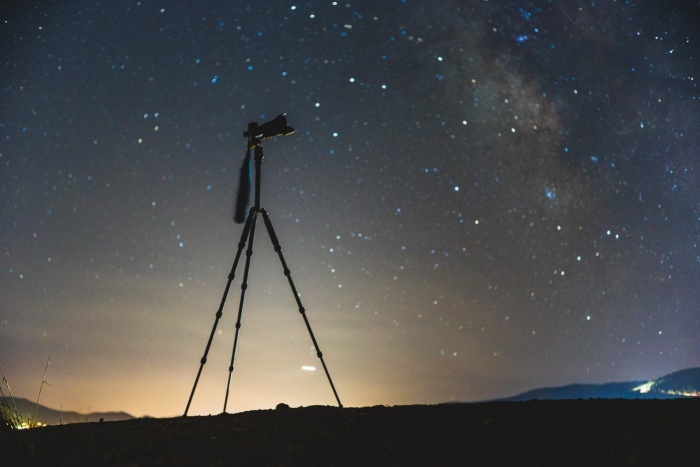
[2,1,698,418]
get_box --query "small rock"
[276,403,290,411]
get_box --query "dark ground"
[2,399,698,466]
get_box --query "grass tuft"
[1,370,26,431]
[1,359,51,430]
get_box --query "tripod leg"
[183,208,255,416]
[223,210,259,413]
[260,209,343,408]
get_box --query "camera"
[244,113,295,141]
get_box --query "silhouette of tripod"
[184,116,342,416]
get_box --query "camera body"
[244,113,295,142]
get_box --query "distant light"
[633,381,654,394]
[301,366,316,371]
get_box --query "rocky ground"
[2,399,698,466]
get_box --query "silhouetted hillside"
[2,397,134,426]
[3,400,699,466]
[650,368,700,396]
[500,367,700,401]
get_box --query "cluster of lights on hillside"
[633,381,699,397]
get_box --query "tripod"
[184,124,342,416]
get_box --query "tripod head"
[244,113,295,147]
[234,113,295,223]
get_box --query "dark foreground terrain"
[2,399,698,466]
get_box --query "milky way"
[1,1,698,417]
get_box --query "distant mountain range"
[5,368,697,426]
[497,367,700,401]
[2,397,134,426]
